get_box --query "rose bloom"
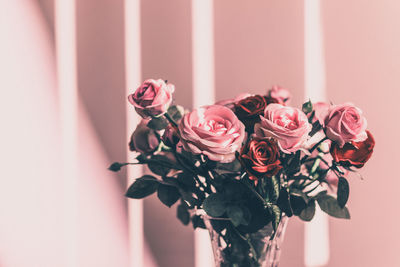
[128,79,175,117]
[330,130,375,168]
[255,104,311,153]
[215,93,252,109]
[234,95,268,131]
[239,137,282,181]
[178,105,245,163]
[268,85,291,105]
[324,103,367,147]
[129,119,160,153]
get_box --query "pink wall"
[323,1,400,266]
[140,1,195,266]
[0,1,129,266]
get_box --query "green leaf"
[286,151,301,175]
[302,99,313,114]
[147,155,175,176]
[269,176,280,203]
[337,177,350,208]
[317,194,350,219]
[178,189,198,208]
[177,172,196,188]
[270,204,281,232]
[299,199,316,221]
[277,187,293,217]
[147,116,169,130]
[241,206,252,226]
[191,215,206,229]
[167,105,185,121]
[215,159,242,172]
[203,193,226,217]
[227,206,244,227]
[290,190,308,216]
[227,205,251,227]
[108,162,124,172]
[177,203,190,225]
[125,175,159,199]
[309,121,322,137]
[314,190,327,199]
[157,184,180,207]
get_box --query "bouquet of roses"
[110,79,375,267]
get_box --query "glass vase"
[203,215,289,267]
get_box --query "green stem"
[164,112,178,128]
[309,136,328,154]
[172,151,211,194]
[310,157,321,175]
[199,155,218,191]
[231,226,258,262]
[305,182,322,194]
[240,177,270,208]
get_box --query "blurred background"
[1,0,399,266]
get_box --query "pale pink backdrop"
[1,1,399,267]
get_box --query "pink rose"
[268,85,291,105]
[129,119,160,153]
[255,104,311,153]
[215,93,252,109]
[324,103,367,147]
[128,79,175,117]
[178,105,245,163]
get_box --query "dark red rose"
[239,137,282,181]
[234,95,268,131]
[330,130,375,168]
[263,96,279,105]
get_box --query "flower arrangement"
[110,79,375,267]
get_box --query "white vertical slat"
[305,0,327,102]
[124,1,144,267]
[55,1,78,266]
[191,0,215,267]
[192,0,215,107]
[304,0,330,266]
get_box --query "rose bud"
[161,124,180,147]
[128,79,175,118]
[129,119,160,154]
[239,137,282,182]
[255,104,312,153]
[267,85,292,105]
[234,95,268,132]
[178,105,245,163]
[330,130,375,168]
[324,103,367,147]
